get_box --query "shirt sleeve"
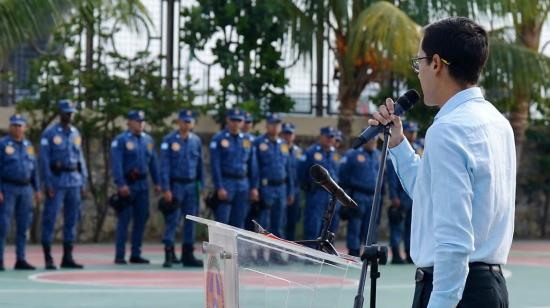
[110,137,127,188]
[197,140,204,189]
[39,132,54,190]
[159,140,170,191]
[78,138,88,187]
[209,137,223,190]
[426,124,475,308]
[388,138,420,197]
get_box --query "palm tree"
[408,0,550,160]
[285,0,421,138]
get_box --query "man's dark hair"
[422,17,489,85]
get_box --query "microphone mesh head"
[396,89,420,111]
[309,164,329,184]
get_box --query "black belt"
[415,262,502,282]
[170,177,196,184]
[51,164,80,173]
[222,172,246,179]
[263,178,286,186]
[124,173,147,183]
[1,177,31,186]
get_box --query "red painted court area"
[31,270,356,288]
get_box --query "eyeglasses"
[410,55,450,73]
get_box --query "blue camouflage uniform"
[338,145,381,254]
[40,104,88,249]
[0,115,40,267]
[209,108,258,228]
[282,123,303,241]
[253,114,293,238]
[299,127,341,244]
[160,110,203,248]
[387,121,423,262]
[110,111,160,260]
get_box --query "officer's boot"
[14,260,36,270]
[163,245,173,268]
[391,247,405,265]
[348,249,360,257]
[172,248,181,264]
[43,244,57,270]
[61,242,84,269]
[181,244,203,267]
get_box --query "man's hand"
[391,197,401,208]
[287,195,295,205]
[118,185,130,197]
[250,188,259,202]
[80,187,88,198]
[47,187,55,198]
[154,185,162,195]
[217,188,228,201]
[163,190,173,203]
[35,191,43,204]
[0,192,3,204]
[368,98,405,148]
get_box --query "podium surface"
[187,215,364,308]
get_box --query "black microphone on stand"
[309,164,357,208]
[351,89,420,149]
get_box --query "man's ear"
[431,54,444,74]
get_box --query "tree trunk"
[509,90,529,161]
[337,82,361,146]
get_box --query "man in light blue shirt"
[370,17,514,308]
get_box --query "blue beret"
[266,113,282,124]
[244,112,253,123]
[178,109,195,122]
[281,122,295,134]
[58,99,76,113]
[9,114,27,126]
[128,110,145,121]
[227,108,244,121]
[403,121,419,132]
[320,126,336,137]
[335,130,343,142]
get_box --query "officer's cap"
[320,126,336,137]
[58,99,76,113]
[335,130,343,142]
[226,108,244,121]
[266,113,282,124]
[244,112,253,123]
[128,110,145,122]
[178,109,195,122]
[281,122,295,134]
[9,114,27,126]
[403,121,419,132]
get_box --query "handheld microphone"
[351,89,420,149]
[309,164,358,208]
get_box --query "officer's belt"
[170,177,196,184]
[349,185,375,195]
[1,177,31,186]
[415,262,502,282]
[222,171,246,179]
[262,178,286,186]
[124,173,147,183]
[51,164,79,173]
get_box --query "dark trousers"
[412,264,509,308]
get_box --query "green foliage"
[180,0,295,124]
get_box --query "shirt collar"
[434,87,485,120]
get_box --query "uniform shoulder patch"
[41,138,49,146]
[210,141,217,149]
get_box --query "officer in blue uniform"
[254,114,293,241]
[281,122,302,241]
[299,126,341,246]
[338,138,381,257]
[0,115,41,271]
[209,108,259,228]
[242,112,254,135]
[111,110,160,264]
[159,109,203,268]
[40,100,88,270]
[387,121,423,264]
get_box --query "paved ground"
[0,241,548,307]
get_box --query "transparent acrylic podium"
[186,215,363,308]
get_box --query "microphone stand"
[294,195,339,256]
[353,125,390,308]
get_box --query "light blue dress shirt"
[389,87,516,307]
